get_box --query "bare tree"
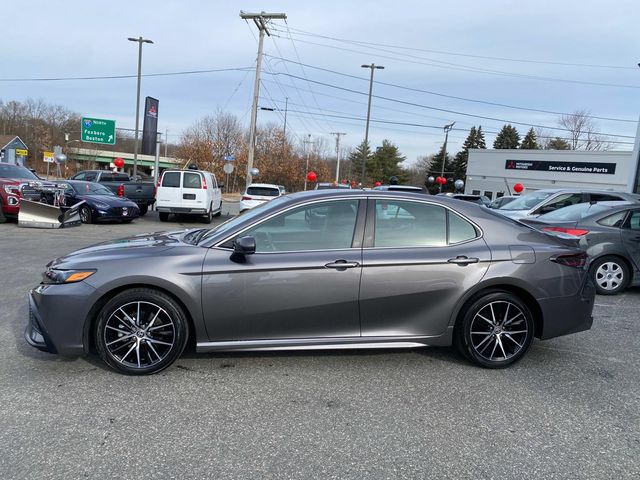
[558,110,611,151]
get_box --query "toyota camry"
[26,190,595,375]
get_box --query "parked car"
[521,201,640,295]
[489,195,518,209]
[496,188,640,220]
[70,170,155,215]
[373,184,424,193]
[155,169,222,223]
[438,193,491,206]
[63,180,140,224]
[26,190,594,375]
[315,182,351,190]
[0,164,51,223]
[240,183,284,212]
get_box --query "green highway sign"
[81,117,116,145]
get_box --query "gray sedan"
[26,190,595,375]
[522,201,640,295]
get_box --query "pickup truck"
[70,170,155,215]
[0,164,50,222]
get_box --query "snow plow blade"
[18,200,84,229]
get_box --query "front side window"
[624,210,640,231]
[161,172,180,188]
[184,172,202,189]
[538,193,583,213]
[242,200,359,252]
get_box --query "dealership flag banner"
[141,96,159,156]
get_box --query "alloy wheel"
[469,300,530,362]
[103,301,175,369]
[595,262,624,292]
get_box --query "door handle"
[325,260,360,269]
[447,256,479,265]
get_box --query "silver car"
[26,190,595,375]
[496,188,639,220]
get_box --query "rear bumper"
[538,276,595,340]
[157,206,208,214]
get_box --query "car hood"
[48,229,193,268]
[78,194,137,207]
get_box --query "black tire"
[159,212,169,222]
[203,203,213,224]
[80,205,92,224]
[122,219,133,224]
[138,204,148,216]
[214,204,222,217]
[454,291,534,369]
[0,198,6,224]
[94,288,189,375]
[590,255,629,295]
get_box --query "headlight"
[4,185,20,195]
[42,268,96,284]
[93,202,110,209]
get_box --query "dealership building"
[464,149,637,200]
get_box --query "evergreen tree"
[449,125,487,183]
[347,140,371,184]
[476,126,486,149]
[520,128,539,149]
[493,124,521,149]
[546,137,571,150]
[369,139,407,185]
[427,144,452,194]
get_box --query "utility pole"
[240,11,287,189]
[331,132,346,182]
[127,36,153,177]
[440,122,456,192]
[304,134,312,191]
[164,128,168,157]
[360,63,384,186]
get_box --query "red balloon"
[514,183,524,193]
[114,158,125,168]
[375,181,382,187]
[306,171,317,182]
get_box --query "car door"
[157,171,182,208]
[201,198,365,341]
[182,171,208,212]
[360,198,491,337]
[621,209,640,272]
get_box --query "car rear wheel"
[95,288,188,375]
[80,205,92,224]
[203,203,213,224]
[138,204,148,216]
[455,292,534,368]
[591,256,629,295]
[159,212,169,222]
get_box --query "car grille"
[19,184,42,201]
[108,206,136,216]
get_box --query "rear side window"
[590,193,623,202]
[85,172,97,181]
[162,172,181,188]
[73,172,86,180]
[598,211,627,228]
[449,212,478,244]
[247,187,280,196]
[184,172,202,189]
[374,200,447,247]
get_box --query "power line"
[263,70,636,139]
[0,67,253,82]
[269,33,640,90]
[274,26,639,71]
[266,55,636,123]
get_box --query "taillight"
[543,226,589,236]
[550,252,588,268]
[153,185,157,198]
[116,184,124,197]
[157,176,162,187]
[242,195,252,201]
[202,176,207,189]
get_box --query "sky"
[2,0,639,165]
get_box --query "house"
[0,135,29,166]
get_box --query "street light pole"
[331,132,346,182]
[360,63,384,186]
[240,11,287,189]
[439,122,456,192]
[128,36,153,178]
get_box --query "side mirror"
[233,236,256,255]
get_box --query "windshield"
[0,164,39,180]
[500,191,553,211]
[198,196,289,244]
[72,182,115,196]
[538,202,621,221]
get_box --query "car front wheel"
[94,288,189,375]
[455,291,534,368]
[80,205,92,224]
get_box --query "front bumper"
[538,276,595,340]
[25,282,99,356]
[94,206,139,221]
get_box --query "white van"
[156,169,222,223]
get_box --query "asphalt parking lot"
[1,211,639,479]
